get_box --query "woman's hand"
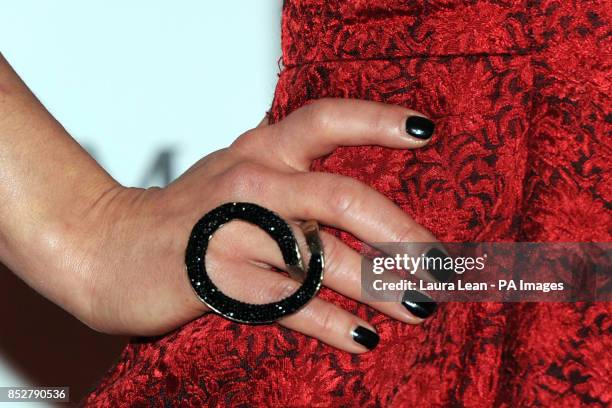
[69,99,440,352]
[0,55,440,352]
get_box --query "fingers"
[272,98,435,169]
[205,213,435,331]
[280,297,379,353]
[220,165,435,245]
[207,100,443,352]
[230,98,436,171]
[275,171,437,245]
[279,173,450,284]
[214,164,443,319]
[206,254,379,353]
[219,167,439,263]
[247,227,433,323]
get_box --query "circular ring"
[185,202,325,324]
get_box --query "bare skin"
[0,54,438,353]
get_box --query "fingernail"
[351,326,380,350]
[402,290,437,319]
[426,247,454,282]
[405,116,435,140]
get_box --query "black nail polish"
[405,116,435,140]
[351,326,380,350]
[426,248,454,282]
[402,290,437,319]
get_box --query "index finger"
[272,98,436,170]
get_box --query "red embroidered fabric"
[84,1,611,406]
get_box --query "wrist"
[0,177,125,324]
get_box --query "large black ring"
[185,202,325,324]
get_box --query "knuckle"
[370,106,389,134]
[393,224,419,243]
[326,178,363,217]
[316,304,337,334]
[222,162,270,197]
[303,98,337,133]
[230,128,260,153]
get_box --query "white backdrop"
[0,1,281,405]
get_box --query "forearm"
[0,54,118,314]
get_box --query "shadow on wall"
[0,263,127,404]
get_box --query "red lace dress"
[84,1,611,406]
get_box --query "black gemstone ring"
[185,202,325,324]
